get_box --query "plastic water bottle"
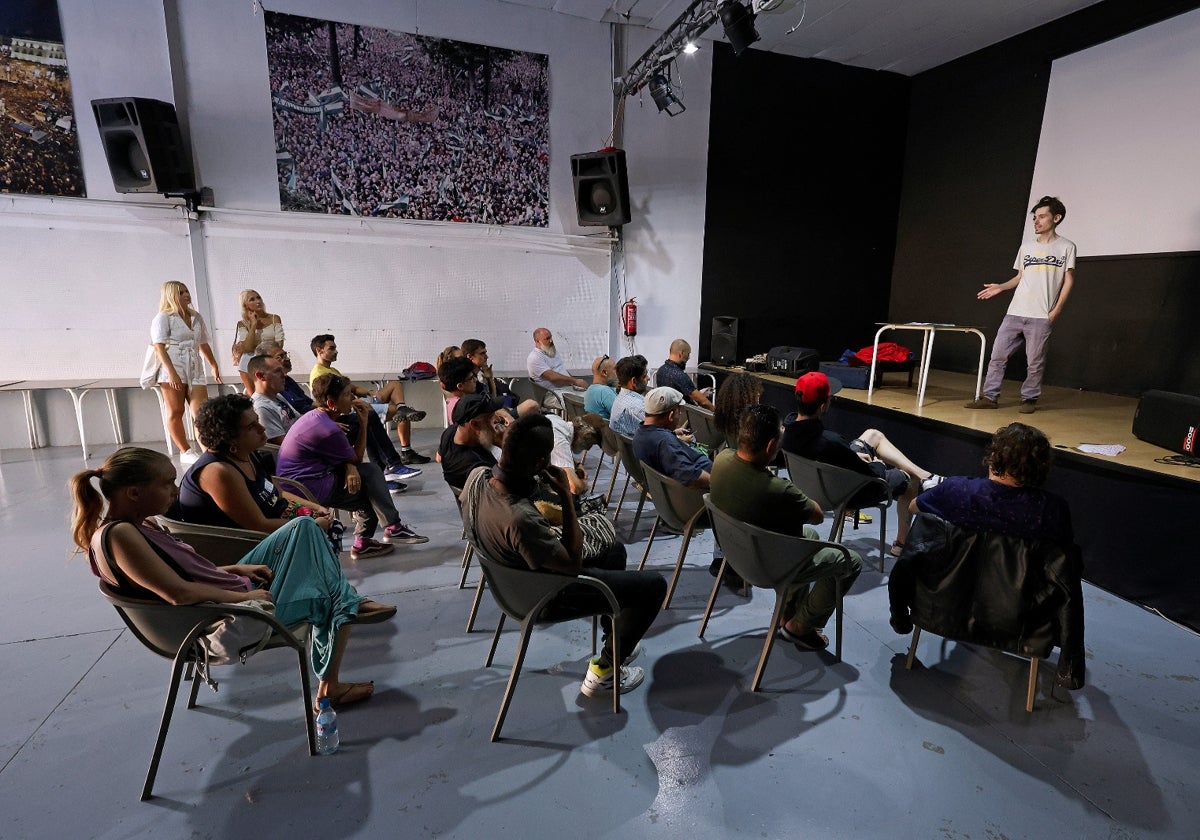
[315,697,339,755]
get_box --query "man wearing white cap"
[632,386,712,490]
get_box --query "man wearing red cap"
[782,371,942,554]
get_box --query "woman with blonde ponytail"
[71,447,394,710]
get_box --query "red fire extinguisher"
[622,298,638,337]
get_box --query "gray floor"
[1,434,1198,839]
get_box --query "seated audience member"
[782,372,942,555]
[72,446,394,710]
[257,342,313,416]
[309,334,430,465]
[609,355,651,437]
[277,374,428,560]
[461,338,513,401]
[546,413,603,496]
[656,339,714,409]
[461,413,667,697]
[712,372,763,449]
[889,422,1082,687]
[438,355,479,424]
[248,353,303,445]
[711,405,863,650]
[526,327,588,406]
[251,353,413,492]
[632,387,712,491]
[584,355,619,418]
[438,393,507,489]
[436,345,463,370]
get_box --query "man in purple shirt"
[277,373,427,560]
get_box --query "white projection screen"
[1029,7,1200,256]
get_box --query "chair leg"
[605,458,622,503]
[833,578,843,663]
[142,647,192,800]
[485,613,507,667]
[458,542,474,590]
[751,593,789,692]
[297,643,316,756]
[1026,657,1040,712]
[589,452,605,493]
[629,490,647,536]
[877,506,888,573]
[612,474,632,525]
[698,556,728,638]
[465,575,487,633]
[491,617,538,742]
[905,627,922,669]
[186,667,203,709]
[592,615,598,656]
[830,505,848,544]
[662,518,700,610]
[636,518,660,571]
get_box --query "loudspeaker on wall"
[570,148,631,227]
[711,316,739,365]
[92,97,195,194]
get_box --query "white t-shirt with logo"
[1008,235,1077,319]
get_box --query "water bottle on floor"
[315,697,339,755]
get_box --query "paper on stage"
[1077,443,1126,457]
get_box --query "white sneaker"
[921,474,944,492]
[179,450,200,466]
[579,659,645,697]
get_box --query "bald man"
[657,339,713,409]
[526,327,588,406]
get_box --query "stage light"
[649,72,686,116]
[683,41,699,55]
[719,1,761,56]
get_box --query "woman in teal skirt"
[70,447,394,710]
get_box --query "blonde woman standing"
[143,281,222,457]
[232,289,285,394]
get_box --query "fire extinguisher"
[622,298,638,337]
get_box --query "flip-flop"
[352,599,397,624]
[316,681,374,712]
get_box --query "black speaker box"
[92,97,195,193]
[570,149,631,227]
[711,315,739,365]
[1132,390,1200,455]
[767,346,820,375]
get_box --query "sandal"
[778,623,830,651]
[352,599,397,624]
[315,680,374,712]
[889,540,905,557]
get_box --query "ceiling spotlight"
[649,72,686,116]
[719,1,761,56]
[683,41,699,55]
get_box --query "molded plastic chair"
[636,463,708,609]
[156,516,268,567]
[782,451,892,570]
[700,496,850,691]
[509,377,537,404]
[561,392,595,468]
[98,580,315,799]
[594,424,623,498]
[611,432,649,535]
[472,545,622,741]
[683,404,725,453]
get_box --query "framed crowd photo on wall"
[0,0,84,197]
[265,10,550,226]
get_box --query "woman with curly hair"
[712,372,763,448]
[910,422,1073,547]
[71,446,395,709]
[178,393,331,533]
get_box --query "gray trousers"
[984,314,1052,401]
[325,461,399,540]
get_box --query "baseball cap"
[452,393,506,424]
[794,371,843,403]
[644,386,684,415]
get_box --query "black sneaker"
[393,405,427,423]
[400,448,431,465]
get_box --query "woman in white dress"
[148,281,222,455]
[231,289,285,394]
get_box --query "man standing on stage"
[965,196,1076,414]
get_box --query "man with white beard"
[526,327,588,407]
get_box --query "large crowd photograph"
[265,11,550,226]
[0,0,84,197]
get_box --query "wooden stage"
[730,366,1199,485]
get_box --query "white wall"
[0,0,711,448]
